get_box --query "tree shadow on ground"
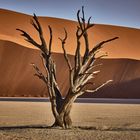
[0,125,139,132]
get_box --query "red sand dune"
[0,9,140,98]
[0,9,140,60]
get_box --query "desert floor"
[0,101,139,140]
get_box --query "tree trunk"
[63,103,72,128]
[54,86,63,112]
[60,92,77,128]
[50,86,64,128]
[51,90,76,129]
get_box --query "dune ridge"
[0,9,140,60]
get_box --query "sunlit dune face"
[0,9,140,60]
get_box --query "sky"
[0,0,140,29]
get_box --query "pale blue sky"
[0,0,140,28]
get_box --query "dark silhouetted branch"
[59,29,72,70]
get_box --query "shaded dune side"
[0,40,69,97]
[82,59,140,98]
[0,40,140,98]
[89,78,140,98]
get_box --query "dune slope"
[0,40,140,98]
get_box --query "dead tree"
[17,7,118,129]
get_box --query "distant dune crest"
[0,9,140,59]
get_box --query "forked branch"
[17,14,49,55]
[16,29,40,48]
[30,63,48,84]
[59,29,72,70]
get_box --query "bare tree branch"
[30,19,39,32]
[90,37,119,55]
[40,54,49,75]
[74,42,81,73]
[87,16,92,26]
[32,14,42,33]
[32,14,48,53]
[85,63,103,73]
[76,7,94,67]
[17,14,49,55]
[85,80,113,93]
[30,63,48,84]
[80,37,119,73]
[77,10,83,31]
[16,29,40,48]
[59,29,72,70]
[81,6,86,29]
[81,6,90,65]
[77,81,94,92]
[48,25,52,56]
